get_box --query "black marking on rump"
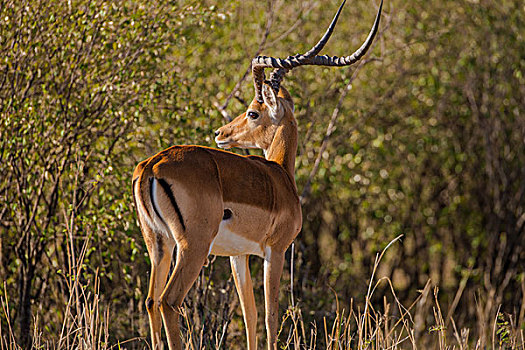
[223,208,233,220]
[158,178,186,232]
[150,178,168,228]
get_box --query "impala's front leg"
[159,243,210,350]
[263,247,285,350]
[231,255,258,350]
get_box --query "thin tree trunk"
[17,264,34,348]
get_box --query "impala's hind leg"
[159,241,210,350]
[144,233,175,350]
[231,255,258,350]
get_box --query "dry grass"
[1,236,523,349]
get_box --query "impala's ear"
[262,84,281,122]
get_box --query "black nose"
[215,130,220,137]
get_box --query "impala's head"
[215,0,383,152]
[215,83,294,150]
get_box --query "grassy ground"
[1,237,523,350]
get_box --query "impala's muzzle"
[214,126,233,149]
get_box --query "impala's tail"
[132,158,185,239]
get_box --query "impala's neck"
[264,117,298,184]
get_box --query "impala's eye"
[247,111,259,120]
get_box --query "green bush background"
[0,0,523,347]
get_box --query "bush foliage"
[0,0,523,348]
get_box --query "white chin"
[216,142,230,149]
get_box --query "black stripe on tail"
[149,178,168,228]
[158,178,186,231]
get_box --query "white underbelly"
[209,221,264,257]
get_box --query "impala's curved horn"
[264,0,347,95]
[252,0,383,101]
[305,0,382,67]
[301,0,347,60]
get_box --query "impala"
[132,1,382,349]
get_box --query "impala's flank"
[133,1,382,349]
